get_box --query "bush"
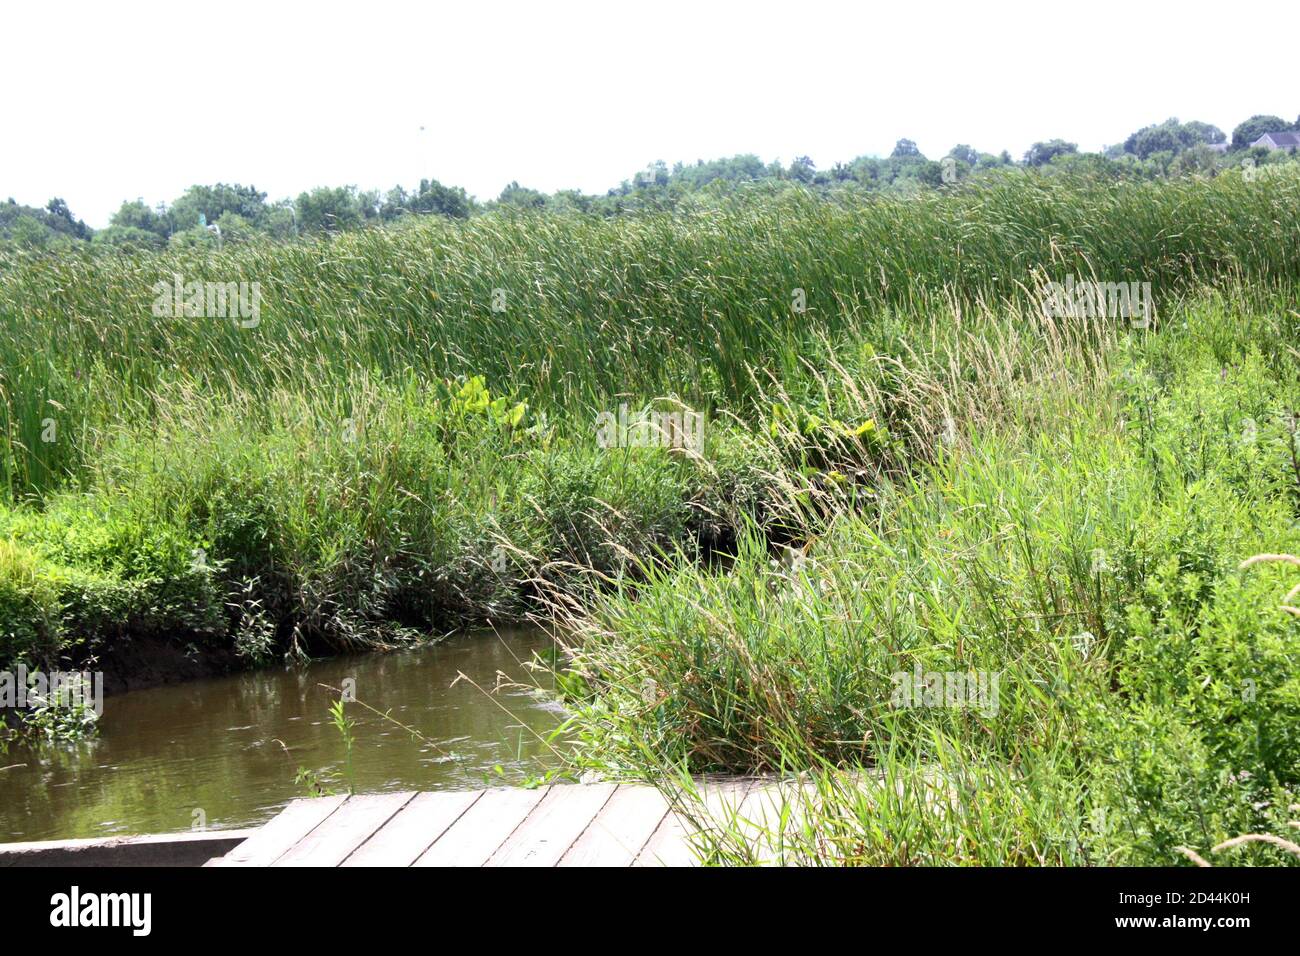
[0,539,62,665]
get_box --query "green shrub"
[0,539,62,665]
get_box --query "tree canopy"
[1231,114,1294,150]
[5,106,1299,252]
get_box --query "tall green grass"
[555,289,1300,864]
[3,168,1300,498]
[4,166,1300,863]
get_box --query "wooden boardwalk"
[207,780,798,867]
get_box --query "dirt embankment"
[92,637,244,697]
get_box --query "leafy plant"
[329,697,357,796]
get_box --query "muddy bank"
[93,635,245,697]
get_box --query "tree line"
[4,111,1298,252]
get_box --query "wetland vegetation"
[4,165,1300,864]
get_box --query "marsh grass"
[3,168,1300,496]
[4,170,1300,863]
[551,287,1300,865]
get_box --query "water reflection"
[0,628,566,842]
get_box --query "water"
[0,628,567,843]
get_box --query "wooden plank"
[690,777,754,851]
[633,807,696,867]
[274,792,415,867]
[413,786,549,867]
[342,790,483,867]
[558,785,670,867]
[702,778,757,819]
[213,796,347,866]
[205,777,801,867]
[735,779,813,864]
[633,779,754,867]
[487,783,617,867]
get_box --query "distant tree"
[1181,120,1226,147]
[788,156,816,183]
[215,211,256,243]
[111,199,169,238]
[1231,115,1289,150]
[44,198,91,240]
[1024,139,1078,166]
[1169,144,1221,177]
[549,189,596,213]
[10,215,49,249]
[411,178,471,218]
[916,161,945,187]
[948,144,979,166]
[669,155,766,190]
[263,202,299,239]
[844,156,881,185]
[168,226,218,250]
[357,189,381,221]
[1144,149,1176,175]
[169,183,269,232]
[380,187,410,221]
[93,225,165,249]
[497,181,547,209]
[0,197,91,245]
[891,138,922,159]
[632,160,669,189]
[1125,122,1180,159]
[1123,118,1225,159]
[1043,152,1131,179]
[295,186,363,233]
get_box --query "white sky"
[3,0,1297,228]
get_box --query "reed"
[3,169,1300,863]
[552,288,1300,865]
[3,168,1299,497]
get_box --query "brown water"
[0,629,567,843]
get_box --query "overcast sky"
[4,0,1297,228]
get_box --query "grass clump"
[556,289,1300,865]
[0,369,770,670]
